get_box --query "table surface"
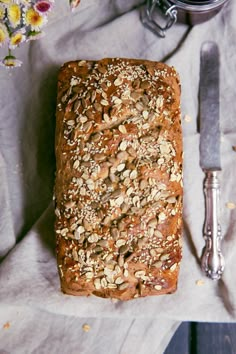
[165,322,236,354]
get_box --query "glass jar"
[141,0,229,37]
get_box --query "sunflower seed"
[114,265,121,274]
[117,163,125,172]
[101,99,109,106]
[108,283,117,289]
[103,113,110,123]
[148,218,158,228]
[88,234,99,243]
[118,125,127,134]
[135,270,146,278]
[116,239,126,248]
[150,249,156,257]
[94,278,101,290]
[78,60,87,66]
[127,187,133,196]
[170,263,177,272]
[115,277,124,285]
[155,230,163,238]
[159,212,166,221]
[114,77,123,86]
[73,160,80,169]
[130,170,138,180]
[116,196,124,207]
[153,261,163,269]
[117,151,128,161]
[119,141,128,151]
[160,254,170,261]
[123,269,129,277]
[85,272,94,279]
[142,110,149,119]
[94,102,102,112]
[101,278,108,288]
[140,179,148,190]
[167,196,177,204]
[119,282,129,290]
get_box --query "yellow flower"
[24,7,45,29]
[0,23,8,46]
[8,3,21,28]
[9,31,26,49]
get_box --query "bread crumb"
[3,322,10,330]
[82,324,91,332]
[226,202,236,210]
[184,114,192,123]
[196,279,205,286]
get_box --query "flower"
[70,0,80,11]
[0,4,6,20]
[0,55,22,67]
[8,3,21,28]
[0,0,54,68]
[0,0,12,4]
[19,0,32,6]
[9,30,26,49]
[0,23,8,47]
[35,1,52,14]
[24,7,45,30]
[27,29,44,41]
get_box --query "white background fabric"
[0,1,236,353]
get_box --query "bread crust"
[55,58,183,300]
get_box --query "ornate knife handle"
[201,171,225,280]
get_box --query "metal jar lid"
[141,0,229,37]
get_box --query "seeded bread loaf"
[55,58,183,300]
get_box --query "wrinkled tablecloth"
[1,1,236,353]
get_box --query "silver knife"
[199,41,225,280]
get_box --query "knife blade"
[199,41,225,280]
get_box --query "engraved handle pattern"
[201,171,225,280]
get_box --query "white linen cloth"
[0,1,236,353]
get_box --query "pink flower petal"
[35,1,52,13]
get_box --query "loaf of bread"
[54,58,183,300]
